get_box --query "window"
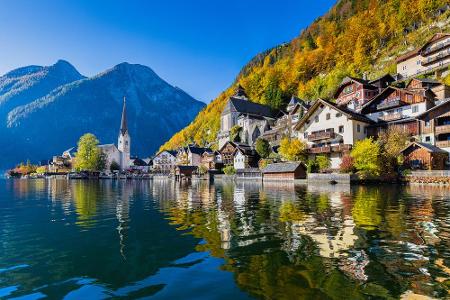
[364,126,367,134]
[339,126,344,133]
[425,136,431,142]
[357,124,361,132]
[326,113,331,120]
[425,121,430,127]
[412,105,418,113]
[304,132,308,138]
[336,113,342,118]
[315,116,319,123]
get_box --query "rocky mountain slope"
[0,61,205,168]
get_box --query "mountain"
[0,60,85,113]
[0,62,205,168]
[160,0,450,151]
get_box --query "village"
[8,33,450,184]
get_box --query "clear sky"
[0,0,335,103]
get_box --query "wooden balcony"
[331,144,352,153]
[378,112,403,122]
[308,146,331,154]
[376,98,406,110]
[308,130,335,142]
[422,41,450,56]
[435,124,450,134]
[436,140,450,148]
[421,50,450,66]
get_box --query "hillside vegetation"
[160,0,450,151]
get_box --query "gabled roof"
[234,143,258,157]
[294,99,375,130]
[262,162,306,173]
[360,86,434,114]
[132,158,148,166]
[187,145,211,155]
[401,141,447,154]
[396,33,450,63]
[228,97,278,118]
[333,76,377,99]
[416,99,450,120]
[156,150,177,158]
[368,74,396,85]
[407,77,442,87]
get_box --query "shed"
[174,165,198,180]
[400,142,448,170]
[262,162,307,180]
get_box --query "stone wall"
[405,170,450,184]
[307,173,356,184]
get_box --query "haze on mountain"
[0,60,205,168]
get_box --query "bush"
[339,154,354,173]
[198,165,208,175]
[279,137,307,161]
[351,138,381,178]
[259,159,270,169]
[316,155,331,172]
[223,166,236,175]
[255,138,271,158]
[307,159,319,173]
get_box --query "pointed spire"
[120,96,128,135]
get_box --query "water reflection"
[0,179,449,299]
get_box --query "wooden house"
[416,100,450,153]
[334,77,379,109]
[400,142,448,170]
[262,162,307,180]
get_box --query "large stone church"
[99,98,131,171]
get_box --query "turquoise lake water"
[0,179,449,299]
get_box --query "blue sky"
[0,0,335,102]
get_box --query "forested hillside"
[160,0,450,151]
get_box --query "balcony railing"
[331,144,352,152]
[376,98,406,110]
[378,112,403,122]
[435,124,450,134]
[436,140,450,148]
[308,146,331,154]
[308,129,335,142]
[421,50,450,66]
[422,40,450,56]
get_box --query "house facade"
[294,99,374,169]
[152,150,177,174]
[176,145,210,166]
[396,33,450,79]
[233,145,259,170]
[361,86,436,137]
[334,77,379,110]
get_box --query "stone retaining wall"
[307,173,356,184]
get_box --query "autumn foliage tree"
[75,133,105,172]
[279,137,307,162]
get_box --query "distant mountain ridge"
[0,61,205,168]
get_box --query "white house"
[152,150,177,174]
[294,99,374,169]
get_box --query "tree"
[110,160,120,172]
[378,127,410,163]
[230,125,242,142]
[255,138,271,158]
[350,138,381,178]
[198,165,208,175]
[279,137,307,161]
[74,133,103,172]
[316,155,331,172]
[223,166,236,175]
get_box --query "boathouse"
[262,162,307,180]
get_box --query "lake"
[0,179,449,299]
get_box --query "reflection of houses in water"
[116,182,132,260]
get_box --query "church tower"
[118,97,131,170]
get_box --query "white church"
[99,98,131,171]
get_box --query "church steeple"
[120,97,128,135]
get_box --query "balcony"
[331,144,352,153]
[308,129,335,142]
[422,40,450,56]
[378,112,403,122]
[421,50,450,66]
[436,140,450,148]
[435,124,450,134]
[308,146,331,154]
[376,98,406,110]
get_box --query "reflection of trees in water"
[155,181,450,299]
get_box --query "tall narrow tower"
[118,97,131,170]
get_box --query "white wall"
[234,151,246,170]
